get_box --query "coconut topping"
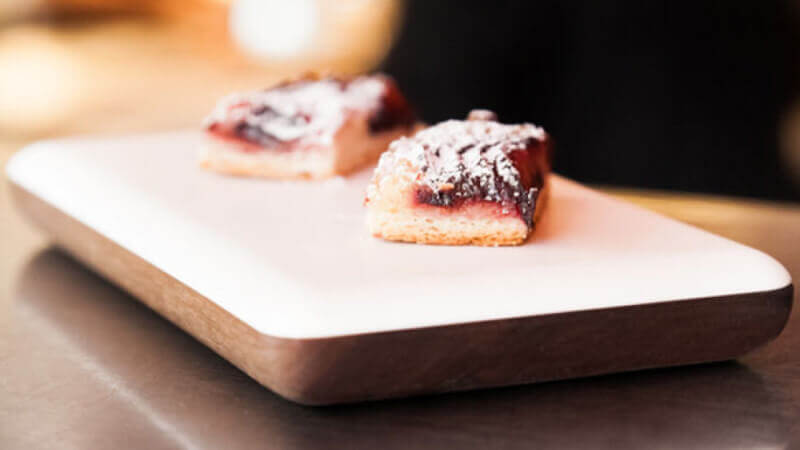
[204,75,391,148]
[374,110,549,226]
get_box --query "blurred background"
[1,0,799,200]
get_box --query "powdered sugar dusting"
[205,76,387,146]
[374,111,548,226]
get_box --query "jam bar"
[201,73,416,179]
[365,110,551,246]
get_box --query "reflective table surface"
[1,192,800,448]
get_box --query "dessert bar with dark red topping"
[201,73,416,179]
[365,110,551,246]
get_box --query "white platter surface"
[7,131,791,339]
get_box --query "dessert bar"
[365,110,551,246]
[202,74,416,179]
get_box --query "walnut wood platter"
[5,131,793,405]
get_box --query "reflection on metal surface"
[18,287,201,450]
[0,249,791,449]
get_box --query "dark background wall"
[381,0,800,200]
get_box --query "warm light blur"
[0,0,404,140]
[0,27,85,134]
[230,0,319,59]
[229,0,403,71]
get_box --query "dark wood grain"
[7,182,793,406]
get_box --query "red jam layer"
[412,138,550,227]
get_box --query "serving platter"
[6,131,793,404]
